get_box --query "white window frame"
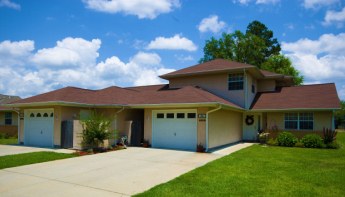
[284,112,314,130]
[228,73,244,90]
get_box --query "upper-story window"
[5,112,12,125]
[228,73,243,90]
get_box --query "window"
[251,84,255,94]
[284,113,313,130]
[36,113,41,117]
[187,113,196,119]
[43,113,49,117]
[228,74,243,90]
[50,112,54,117]
[4,112,12,125]
[166,113,174,119]
[299,113,313,130]
[284,113,298,130]
[30,113,35,117]
[157,113,164,119]
[177,113,185,119]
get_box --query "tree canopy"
[335,100,345,129]
[199,20,303,85]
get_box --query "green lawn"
[0,152,77,169]
[136,133,345,197]
[0,138,18,145]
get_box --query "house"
[7,59,340,151]
[0,94,21,137]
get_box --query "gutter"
[206,104,222,152]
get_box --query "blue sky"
[0,0,344,100]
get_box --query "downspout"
[244,68,248,109]
[206,104,222,152]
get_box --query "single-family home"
[7,59,340,151]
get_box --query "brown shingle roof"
[251,83,340,110]
[10,85,243,109]
[160,59,254,79]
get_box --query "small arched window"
[30,113,35,117]
[50,112,54,117]
[36,113,42,117]
[43,113,48,117]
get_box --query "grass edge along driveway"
[0,151,77,169]
[136,133,345,197]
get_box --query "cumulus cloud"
[198,15,226,33]
[82,0,180,19]
[282,33,345,99]
[323,7,345,27]
[0,40,34,66]
[147,34,197,51]
[0,0,20,10]
[0,38,174,98]
[302,0,339,9]
[233,0,280,5]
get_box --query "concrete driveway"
[0,143,252,197]
[0,144,75,156]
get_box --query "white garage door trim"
[152,109,197,151]
[24,109,54,148]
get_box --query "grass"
[136,133,345,197]
[0,137,18,145]
[0,151,77,169]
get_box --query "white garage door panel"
[24,109,54,147]
[152,110,197,151]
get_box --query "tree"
[261,54,304,85]
[199,20,304,85]
[80,111,116,150]
[335,100,345,129]
[246,20,281,59]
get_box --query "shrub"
[323,127,337,144]
[326,141,340,149]
[267,138,278,146]
[80,111,116,149]
[294,141,304,148]
[277,132,297,147]
[301,134,323,148]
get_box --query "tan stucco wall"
[144,109,152,143]
[246,73,257,109]
[208,109,242,148]
[169,73,245,108]
[257,79,276,92]
[266,111,333,132]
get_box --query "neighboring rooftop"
[9,85,243,109]
[0,94,21,111]
[251,83,340,110]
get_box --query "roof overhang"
[5,101,124,108]
[250,108,340,112]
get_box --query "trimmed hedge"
[277,132,297,147]
[301,134,323,148]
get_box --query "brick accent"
[0,125,18,137]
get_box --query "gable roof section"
[251,83,340,110]
[9,85,243,110]
[160,59,255,79]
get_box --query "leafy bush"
[323,127,337,144]
[267,138,278,146]
[301,134,323,148]
[326,141,340,149]
[80,111,116,149]
[294,141,304,148]
[277,132,297,147]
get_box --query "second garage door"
[152,110,197,151]
[24,109,54,147]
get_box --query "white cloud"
[302,0,339,9]
[233,0,280,5]
[147,34,197,51]
[82,0,180,19]
[0,40,34,66]
[31,37,101,68]
[323,7,345,27]
[198,15,226,33]
[95,51,174,86]
[0,38,175,97]
[0,0,20,10]
[256,0,280,4]
[282,33,345,99]
[175,54,194,62]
